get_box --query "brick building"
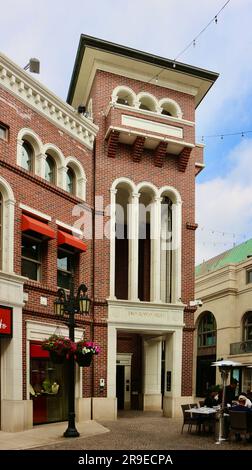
[0,36,218,432]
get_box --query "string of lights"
[173,0,231,63]
[119,0,231,103]
[198,129,252,142]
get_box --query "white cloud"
[196,138,252,264]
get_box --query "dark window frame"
[21,233,42,281]
[45,153,56,184]
[198,312,217,348]
[21,140,34,172]
[246,269,252,284]
[57,247,75,290]
[0,122,9,141]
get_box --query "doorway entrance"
[116,353,132,410]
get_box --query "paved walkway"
[0,410,251,451]
[0,419,108,450]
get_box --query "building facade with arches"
[68,35,218,418]
[0,36,218,431]
[0,51,98,431]
[194,238,252,398]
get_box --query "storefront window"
[30,343,68,424]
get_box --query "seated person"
[204,390,219,408]
[225,378,238,406]
[231,395,252,441]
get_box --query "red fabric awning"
[22,214,55,240]
[30,343,49,358]
[57,230,87,253]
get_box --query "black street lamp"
[54,279,91,438]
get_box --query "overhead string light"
[172,0,231,68]
[198,129,252,142]
[117,1,231,101]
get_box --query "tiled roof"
[196,238,252,277]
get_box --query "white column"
[0,274,32,431]
[172,201,182,302]
[36,153,46,178]
[58,165,67,190]
[16,138,24,167]
[143,339,162,410]
[107,325,117,397]
[128,192,140,301]
[3,199,15,273]
[150,196,162,302]
[163,329,183,418]
[109,189,117,299]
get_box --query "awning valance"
[57,230,87,253]
[22,214,55,240]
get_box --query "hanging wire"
[198,130,252,141]
[173,0,231,64]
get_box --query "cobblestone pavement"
[31,411,251,451]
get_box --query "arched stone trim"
[136,92,159,112]
[109,177,137,300]
[43,143,65,188]
[158,185,182,204]
[0,176,15,272]
[111,85,136,107]
[111,177,136,193]
[136,181,158,198]
[17,128,43,175]
[159,98,183,119]
[65,156,87,200]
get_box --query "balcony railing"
[230,340,252,355]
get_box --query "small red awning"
[22,214,55,240]
[57,230,87,253]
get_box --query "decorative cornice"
[0,52,98,149]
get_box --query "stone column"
[163,328,183,418]
[36,153,46,178]
[0,273,32,432]
[150,196,162,302]
[109,189,117,299]
[143,339,162,410]
[128,192,140,301]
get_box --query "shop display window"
[30,342,68,424]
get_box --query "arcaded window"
[243,312,252,341]
[45,154,56,184]
[66,167,75,195]
[21,141,33,172]
[160,196,173,302]
[198,312,216,347]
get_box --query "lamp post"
[54,278,91,438]
[211,359,241,444]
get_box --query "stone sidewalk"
[0,419,108,450]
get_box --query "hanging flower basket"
[49,351,65,364]
[76,352,93,367]
[75,340,101,367]
[41,334,75,363]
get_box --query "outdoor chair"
[229,411,248,442]
[181,404,200,434]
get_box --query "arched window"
[243,312,252,341]
[198,312,217,347]
[160,196,173,302]
[138,94,157,112]
[0,192,2,269]
[45,154,55,184]
[21,141,33,172]
[66,166,75,195]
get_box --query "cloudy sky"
[1,0,252,264]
